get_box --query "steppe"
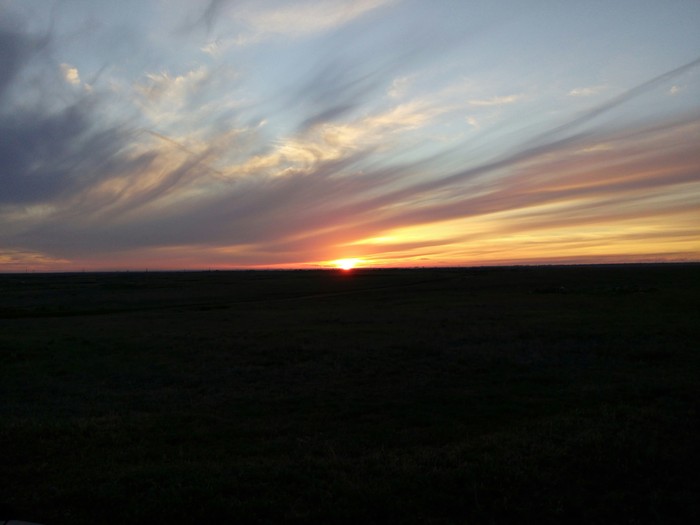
[1,264,698,524]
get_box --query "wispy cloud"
[468,94,522,107]
[198,0,398,49]
[239,0,397,40]
[1,3,699,270]
[388,75,413,98]
[568,85,606,97]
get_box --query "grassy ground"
[1,264,699,524]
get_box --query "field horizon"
[2,263,699,524]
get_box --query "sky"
[1,0,699,271]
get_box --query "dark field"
[1,264,699,524]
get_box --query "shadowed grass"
[1,265,699,523]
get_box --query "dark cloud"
[293,57,387,131]
[0,19,140,207]
[0,99,132,204]
[198,0,236,34]
[0,24,46,103]
[178,0,237,35]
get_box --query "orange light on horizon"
[334,258,361,270]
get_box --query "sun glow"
[335,258,360,270]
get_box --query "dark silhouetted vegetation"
[1,264,699,524]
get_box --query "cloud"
[5,107,698,268]
[287,59,381,131]
[0,22,176,220]
[529,56,700,147]
[468,94,521,107]
[243,0,393,35]
[0,97,135,205]
[60,63,80,85]
[0,248,71,272]
[27,106,699,266]
[270,16,472,135]
[568,85,606,97]
[388,75,412,98]
[195,0,233,34]
[0,22,48,104]
[194,0,397,49]
[236,0,396,42]
[2,5,699,270]
[134,66,211,122]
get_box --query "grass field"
[1,264,699,524]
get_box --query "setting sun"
[335,258,360,270]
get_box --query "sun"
[335,258,360,271]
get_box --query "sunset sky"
[1,0,699,271]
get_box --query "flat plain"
[1,264,699,524]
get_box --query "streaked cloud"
[198,0,398,49]
[238,0,397,40]
[568,85,606,97]
[468,94,522,107]
[1,1,699,271]
[134,66,213,127]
